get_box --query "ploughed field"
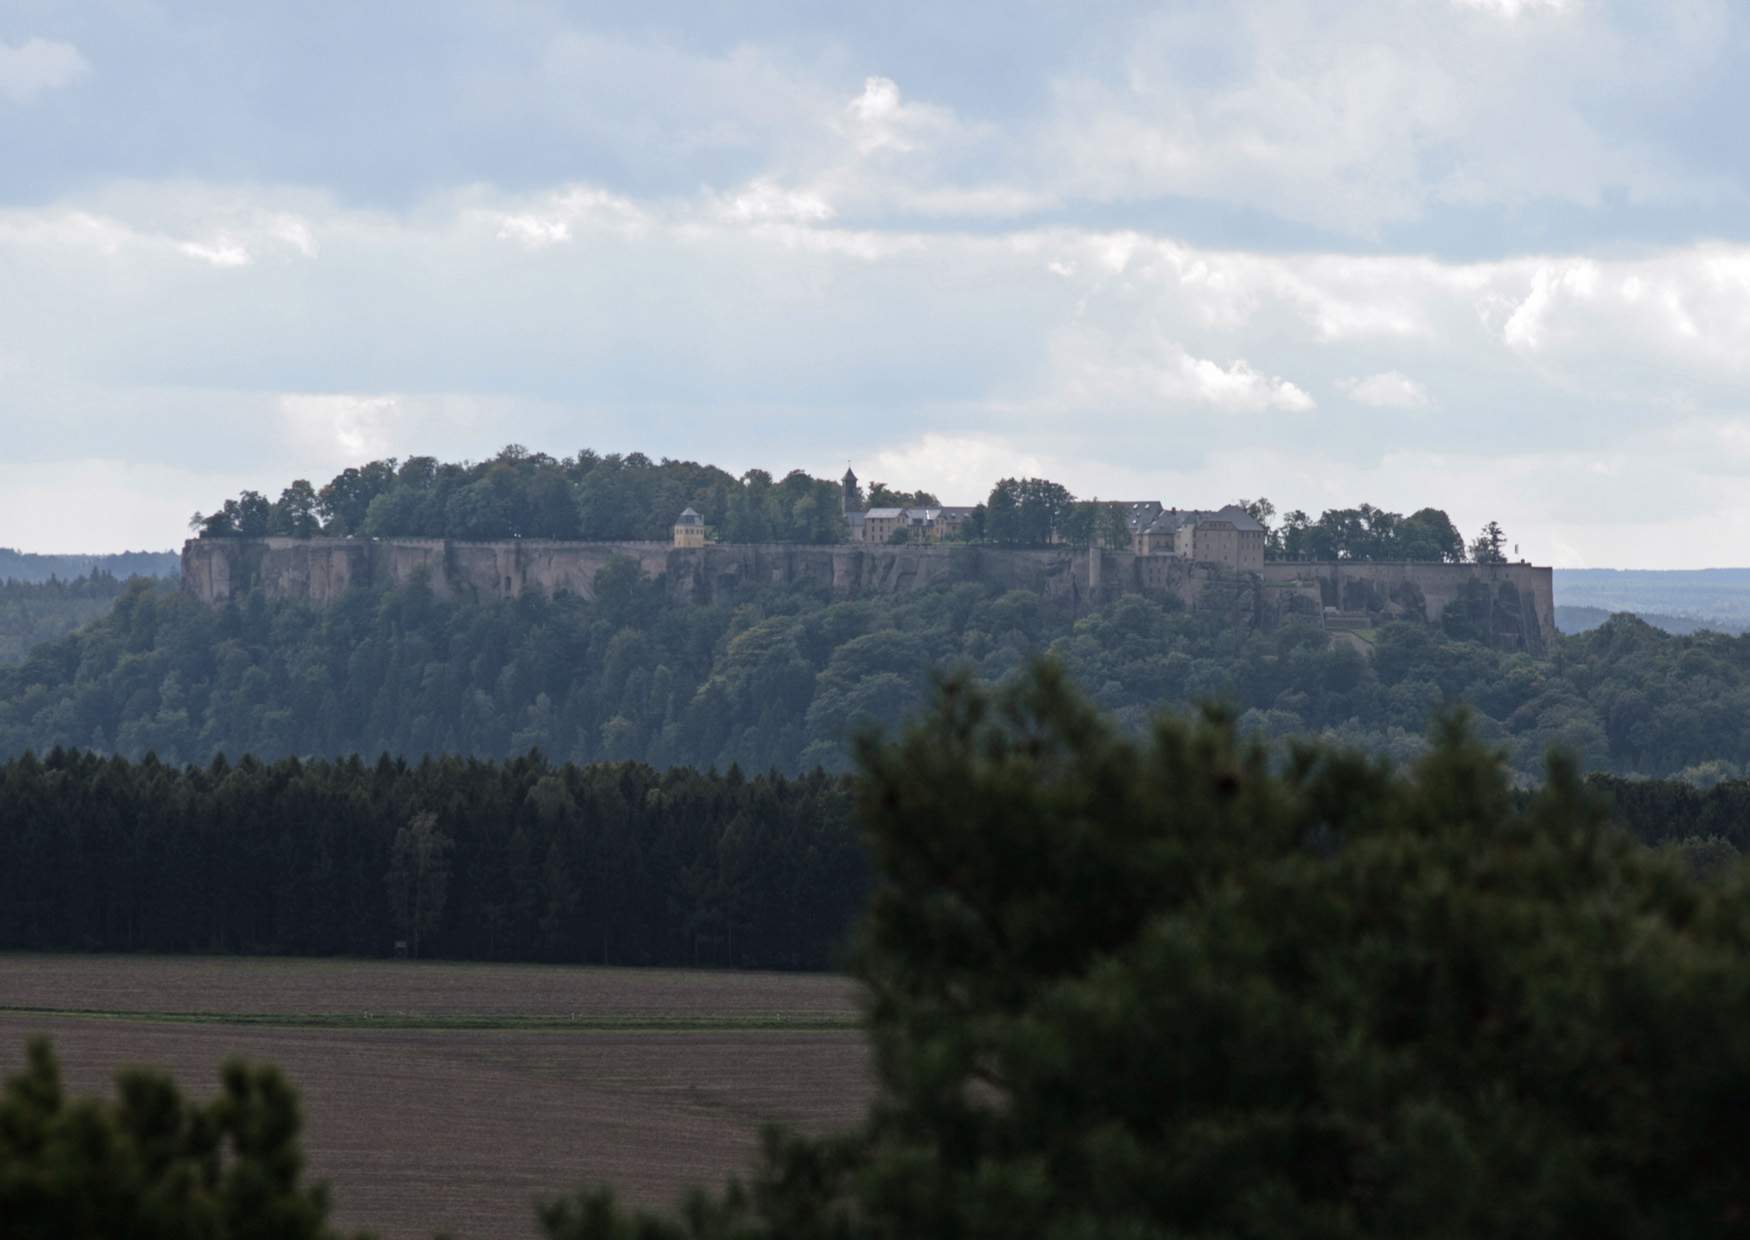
[0,955,872,1239]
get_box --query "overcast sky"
[3,0,1748,565]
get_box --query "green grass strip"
[0,1006,861,1033]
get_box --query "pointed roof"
[676,507,703,524]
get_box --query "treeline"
[5,570,1750,779]
[0,727,1743,971]
[193,447,847,544]
[938,482,1490,561]
[962,483,1498,563]
[188,442,1518,567]
[1591,773,1750,859]
[0,547,178,584]
[1273,502,1481,562]
[0,573,133,665]
[0,747,862,967]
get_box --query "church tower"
[842,466,859,514]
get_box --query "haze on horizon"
[3,0,1749,568]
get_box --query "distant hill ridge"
[1555,605,1749,638]
[0,547,179,585]
[1554,568,1750,633]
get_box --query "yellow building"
[673,507,706,548]
[861,507,906,544]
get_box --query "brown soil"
[0,953,862,1020]
[0,957,874,1240]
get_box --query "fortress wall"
[1259,561,1556,649]
[181,539,1556,650]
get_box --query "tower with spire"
[842,466,860,514]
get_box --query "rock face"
[180,539,1100,607]
[1258,561,1558,655]
[181,539,1557,650]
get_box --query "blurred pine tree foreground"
[8,663,1750,1237]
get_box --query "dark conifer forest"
[0,748,862,967]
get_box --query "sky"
[3,1,1749,566]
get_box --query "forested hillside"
[0,574,132,665]
[0,748,860,966]
[3,570,1749,780]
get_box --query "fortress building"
[1135,506,1267,570]
[839,474,1263,572]
[673,507,706,548]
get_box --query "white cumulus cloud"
[0,37,89,103]
[714,178,836,225]
[487,187,648,249]
[496,213,571,248]
[177,239,252,268]
[1179,353,1315,413]
[843,76,957,156]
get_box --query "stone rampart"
[181,539,1557,649]
[1260,560,1556,652]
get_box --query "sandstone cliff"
[181,538,1556,651]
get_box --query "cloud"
[496,213,570,248]
[732,74,1043,227]
[0,208,134,253]
[1039,1,1726,235]
[868,433,1045,500]
[177,239,252,268]
[279,394,408,467]
[712,178,835,225]
[1453,0,1575,18]
[0,37,89,103]
[486,186,648,249]
[6,180,1750,564]
[270,215,317,258]
[842,76,958,156]
[1179,353,1315,412]
[1338,371,1430,408]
